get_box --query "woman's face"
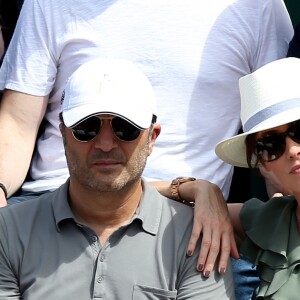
[256,122,300,196]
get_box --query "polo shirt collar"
[51,178,163,235]
[51,180,76,231]
[132,179,162,235]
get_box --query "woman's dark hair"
[245,133,260,168]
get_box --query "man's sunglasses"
[71,115,148,142]
[256,120,300,162]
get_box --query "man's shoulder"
[0,189,56,233]
[143,181,194,233]
[142,180,194,212]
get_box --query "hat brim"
[215,108,300,168]
[63,101,154,129]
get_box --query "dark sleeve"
[0,0,20,49]
[287,21,300,58]
[15,0,24,11]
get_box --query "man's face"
[61,114,160,193]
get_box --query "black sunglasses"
[71,116,143,142]
[256,120,300,162]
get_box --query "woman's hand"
[179,180,239,277]
[151,179,239,277]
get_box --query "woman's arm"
[227,203,245,246]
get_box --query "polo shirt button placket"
[97,275,104,283]
[100,254,105,262]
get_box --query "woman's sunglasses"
[71,116,143,142]
[256,120,300,162]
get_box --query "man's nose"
[93,120,117,152]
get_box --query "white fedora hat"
[215,57,300,168]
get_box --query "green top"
[240,195,300,299]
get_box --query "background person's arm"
[0,90,48,205]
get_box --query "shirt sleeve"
[0,213,21,299]
[0,0,57,96]
[249,0,293,70]
[176,235,235,299]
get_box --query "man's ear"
[59,123,67,145]
[147,123,161,156]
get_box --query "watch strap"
[170,177,196,206]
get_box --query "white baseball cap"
[61,58,157,129]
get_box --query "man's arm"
[0,90,48,205]
[151,180,239,277]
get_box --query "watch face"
[171,177,196,189]
[177,177,196,183]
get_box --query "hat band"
[243,98,300,132]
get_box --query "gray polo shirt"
[0,179,234,299]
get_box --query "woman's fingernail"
[187,250,193,256]
[197,264,204,272]
[204,270,210,277]
[220,266,226,274]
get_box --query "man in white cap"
[0,58,235,299]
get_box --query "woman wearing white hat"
[215,57,300,299]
